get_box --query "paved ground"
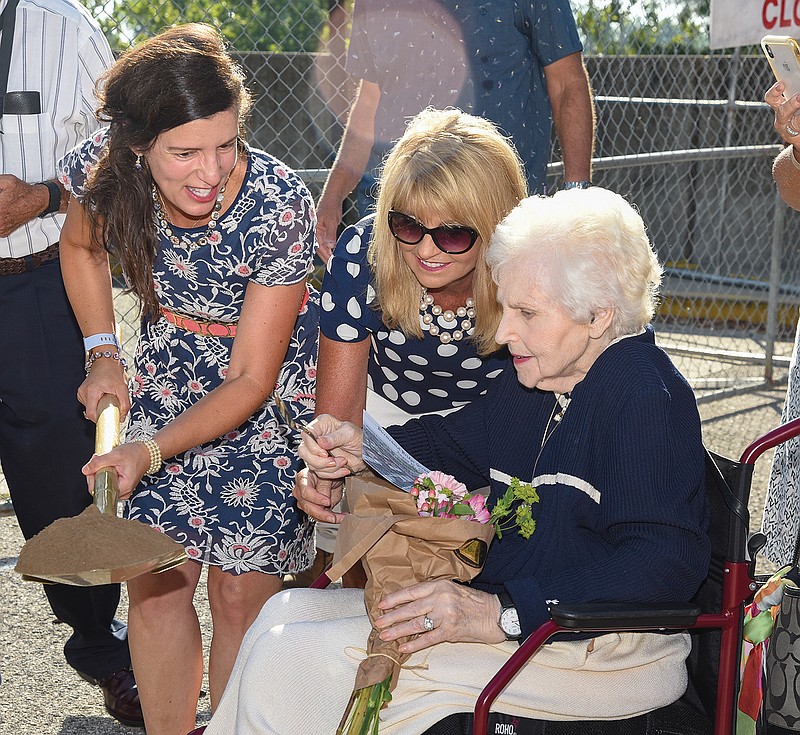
[0,376,791,733]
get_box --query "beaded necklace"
[419,288,475,344]
[151,181,227,249]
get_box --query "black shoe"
[78,666,144,728]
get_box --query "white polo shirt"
[0,0,112,257]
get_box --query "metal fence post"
[766,190,787,384]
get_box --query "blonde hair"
[368,108,527,355]
[487,187,663,339]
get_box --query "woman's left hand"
[375,580,506,654]
[82,442,150,500]
[765,81,800,144]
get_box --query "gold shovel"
[15,394,188,586]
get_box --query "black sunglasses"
[387,211,479,255]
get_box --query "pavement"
[0,381,791,734]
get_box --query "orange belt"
[160,309,237,337]
[160,285,310,338]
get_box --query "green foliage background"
[84,0,725,56]
[84,0,330,51]
[574,0,711,54]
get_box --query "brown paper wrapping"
[326,473,495,692]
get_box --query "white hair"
[486,187,663,338]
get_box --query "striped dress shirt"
[0,0,112,257]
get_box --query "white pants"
[206,588,691,735]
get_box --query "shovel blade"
[19,548,189,586]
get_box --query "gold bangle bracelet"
[140,438,162,475]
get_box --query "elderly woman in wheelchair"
[203,187,711,734]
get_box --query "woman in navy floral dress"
[58,25,317,733]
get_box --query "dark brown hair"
[85,23,253,318]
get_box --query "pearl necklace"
[152,183,226,249]
[419,289,476,344]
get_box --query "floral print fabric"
[59,134,318,575]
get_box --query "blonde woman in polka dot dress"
[306,108,528,581]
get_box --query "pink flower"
[426,470,468,499]
[189,516,205,528]
[166,464,181,475]
[466,494,492,524]
[235,263,252,277]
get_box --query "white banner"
[711,0,800,49]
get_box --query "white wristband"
[83,333,120,352]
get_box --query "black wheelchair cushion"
[420,698,712,735]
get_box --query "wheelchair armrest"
[473,602,702,735]
[549,601,702,631]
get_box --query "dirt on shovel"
[15,504,184,581]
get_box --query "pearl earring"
[134,154,143,171]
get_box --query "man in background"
[0,0,142,725]
[315,0,595,259]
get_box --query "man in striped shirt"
[0,0,142,726]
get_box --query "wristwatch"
[497,591,521,640]
[38,180,62,217]
[561,180,591,191]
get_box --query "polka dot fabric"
[320,215,508,415]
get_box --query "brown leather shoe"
[78,667,144,728]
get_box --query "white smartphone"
[762,35,800,98]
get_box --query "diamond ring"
[423,615,435,632]
[787,122,800,138]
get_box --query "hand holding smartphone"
[762,35,800,99]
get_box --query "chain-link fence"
[91,1,796,449]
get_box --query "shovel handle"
[94,394,121,516]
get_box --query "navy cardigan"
[389,329,711,640]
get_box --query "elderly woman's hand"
[374,580,506,654]
[297,414,366,478]
[766,81,800,144]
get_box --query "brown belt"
[0,242,60,276]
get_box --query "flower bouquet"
[325,471,538,735]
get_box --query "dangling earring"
[134,154,143,171]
